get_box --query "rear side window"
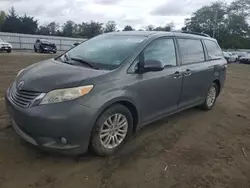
[178,39,205,65]
[204,40,223,60]
[143,38,177,67]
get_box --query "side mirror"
[141,59,164,72]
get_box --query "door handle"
[183,69,192,76]
[174,71,182,79]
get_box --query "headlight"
[40,85,93,105]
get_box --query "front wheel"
[6,49,11,53]
[91,104,133,156]
[200,83,218,111]
[38,46,43,53]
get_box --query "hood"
[0,41,11,46]
[16,59,109,92]
[41,41,54,46]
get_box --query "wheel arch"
[93,97,139,133]
[213,79,221,96]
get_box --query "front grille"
[10,86,41,108]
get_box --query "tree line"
[0,0,250,49]
[183,0,250,49]
[0,7,174,39]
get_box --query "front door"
[137,38,183,124]
[177,38,212,108]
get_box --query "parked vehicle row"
[223,51,250,64]
[0,37,82,54]
[5,31,227,156]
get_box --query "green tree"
[185,2,227,37]
[78,21,103,38]
[145,25,154,31]
[153,22,174,31]
[20,14,38,34]
[62,20,76,37]
[123,25,133,31]
[0,11,6,31]
[47,22,60,35]
[228,0,250,17]
[1,7,22,33]
[184,0,250,49]
[37,25,50,35]
[103,21,116,33]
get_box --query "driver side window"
[143,38,177,67]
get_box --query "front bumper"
[0,46,11,51]
[41,46,57,52]
[5,90,97,155]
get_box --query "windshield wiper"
[71,57,99,69]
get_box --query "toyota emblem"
[18,81,24,90]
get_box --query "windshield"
[62,35,146,70]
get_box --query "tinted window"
[204,40,223,60]
[143,38,176,67]
[178,39,205,64]
[66,35,146,70]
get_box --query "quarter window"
[204,40,223,60]
[143,38,177,67]
[178,39,205,65]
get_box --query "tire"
[38,46,43,53]
[6,49,11,53]
[34,46,37,52]
[200,82,218,111]
[91,104,133,156]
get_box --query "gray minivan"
[5,31,227,156]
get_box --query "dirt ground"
[0,51,250,188]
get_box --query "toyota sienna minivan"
[5,31,227,156]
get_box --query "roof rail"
[174,30,211,38]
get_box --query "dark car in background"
[34,39,57,53]
[5,31,227,156]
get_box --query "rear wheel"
[91,104,133,156]
[200,83,218,111]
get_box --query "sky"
[0,0,232,30]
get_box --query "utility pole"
[213,9,218,38]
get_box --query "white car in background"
[0,38,12,53]
[223,52,238,63]
[229,52,238,62]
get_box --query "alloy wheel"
[100,113,128,149]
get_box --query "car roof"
[104,31,216,41]
[39,39,51,42]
